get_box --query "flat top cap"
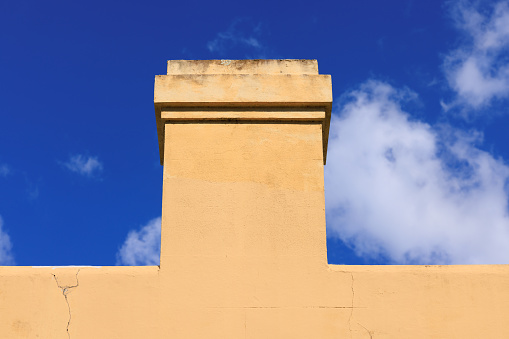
[167,59,318,75]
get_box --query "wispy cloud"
[26,184,39,201]
[326,80,509,264]
[116,217,161,266]
[0,216,14,265]
[0,164,10,177]
[206,19,269,57]
[62,154,103,177]
[443,0,509,112]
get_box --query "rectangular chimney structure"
[154,60,332,271]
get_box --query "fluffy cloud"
[325,80,509,264]
[443,0,509,110]
[0,216,14,265]
[116,217,161,266]
[62,154,103,177]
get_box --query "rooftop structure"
[0,59,508,338]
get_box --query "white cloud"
[0,216,15,265]
[443,0,509,110]
[63,154,103,177]
[0,164,10,177]
[325,80,509,264]
[116,217,161,266]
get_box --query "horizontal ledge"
[155,102,331,107]
[154,74,332,104]
[161,110,326,121]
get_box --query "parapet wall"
[1,265,508,338]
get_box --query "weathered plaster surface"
[1,60,508,338]
[1,265,508,338]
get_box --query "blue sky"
[1,0,509,266]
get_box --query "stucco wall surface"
[1,265,508,338]
[0,266,160,338]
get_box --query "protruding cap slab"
[167,59,319,75]
[154,59,332,164]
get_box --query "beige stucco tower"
[154,59,343,337]
[0,59,508,338]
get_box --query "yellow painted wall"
[0,60,508,338]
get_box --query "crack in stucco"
[343,273,373,338]
[348,272,354,338]
[52,270,80,339]
[358,322,373,338]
